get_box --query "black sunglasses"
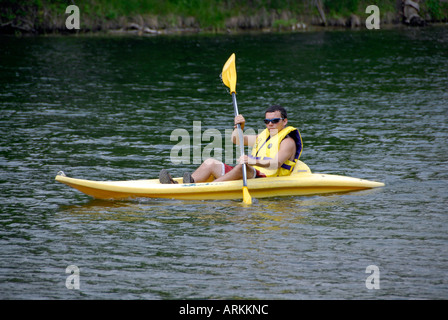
[264,118,284,124]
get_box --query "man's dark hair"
[265,105,287,119]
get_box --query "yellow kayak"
[54,161,384,201]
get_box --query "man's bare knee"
[202,158,222,170]
[203,158,219,166]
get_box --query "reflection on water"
[58,187,384,234]
[59,197,311,230]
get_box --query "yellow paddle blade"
[221,53,237,94]
[242,186,252,205]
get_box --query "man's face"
[265,111,287,135]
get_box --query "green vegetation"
[425,0,448,20]
[1,0,447,34]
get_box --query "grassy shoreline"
[1,0,447,35]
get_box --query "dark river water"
[1,26,447,300]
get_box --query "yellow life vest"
[249,126,303,177]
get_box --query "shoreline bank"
[1,12,444,36]
[1,1,447,36]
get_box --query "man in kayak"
[159,105,302,184]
